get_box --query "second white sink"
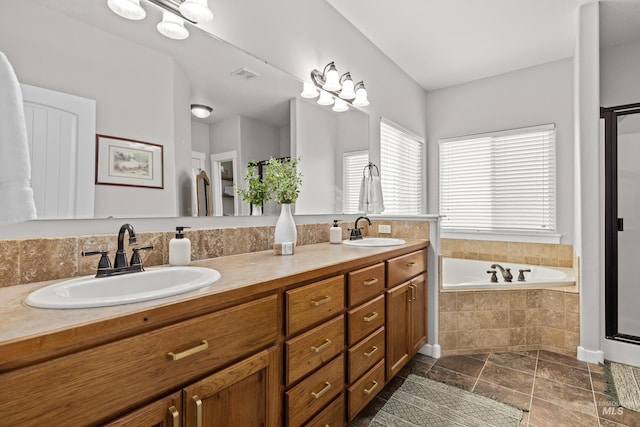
[25,266,221,309]
[342,237,406,247]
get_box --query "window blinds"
[342,150,369,214]
[380,119,424,214]
[439,124,556,234]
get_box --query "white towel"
[0,52,36,224]
[358,174,385,214]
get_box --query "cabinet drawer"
[286,354,345,427]
[387,249,427,287]
[347,327,385,384]
[286,315,345,386]
[286,275,345,335]
[347,360,385,420]
[0,295,278,426]
[347,262,385,307]
[347,294,385,346]
[303,393,346,427]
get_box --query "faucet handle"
[518,269,531,282]
[486,270,498,283]
[130,245,154,266]
[82,250,112,271]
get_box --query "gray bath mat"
[370,374,523,426]
[604,361,640,412]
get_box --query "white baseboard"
[577,346,604,364]
[419,343,441,359]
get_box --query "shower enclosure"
[602,102,640,345]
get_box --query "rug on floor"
[603,360,640,412]
[370,374,523,427]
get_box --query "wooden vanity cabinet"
[386,249,428,380]
[103,391,183,427]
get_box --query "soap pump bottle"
[169,226,191,266]
[330,220,342,244]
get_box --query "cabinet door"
[385,282,411,380]
[410,273,428,354]
[103,391,182,427]
[182,347,279,427]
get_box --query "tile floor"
[350,350,640,427]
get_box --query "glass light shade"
[301,82,320,99]
[107,0,146,20]
[332,98,349,112]
[322,66,341,92]
[353,86,370,107]
[317,90,334,106]
[191,104,212,118]
[179,0,214,23]
[339,78,355,100]
[157,12,189,40]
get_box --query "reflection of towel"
[0,52,36,224]
[358,174,385,214]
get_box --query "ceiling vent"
[231,68,260,80]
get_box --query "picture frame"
[95,134,164,189]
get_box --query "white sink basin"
[342,237,406,247]
[25,266,221,309]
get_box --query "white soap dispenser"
[169,226,191,266]
[330,220,342,244]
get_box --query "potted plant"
[264,157,303,244]
[236,162,269,215]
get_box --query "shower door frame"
[602,102,640,345]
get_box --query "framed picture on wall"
[95,134,164,189]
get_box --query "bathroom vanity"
[0,240,428,426]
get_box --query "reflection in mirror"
[1,0,369,219]
[195,170,212,216]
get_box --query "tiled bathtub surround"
[0,220,429,287]
[441,238,574,268]
[439,288,580,357]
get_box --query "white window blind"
[380,118,424,214]
[342,150,369,214]
[439,124,556,234]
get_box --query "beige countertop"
[0,239,428,369]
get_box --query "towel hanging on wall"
[358,162,384,214]
[0,52,36,225]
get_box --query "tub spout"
[490,263,513,282]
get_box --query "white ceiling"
[327,0,640,91]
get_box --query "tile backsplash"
[0,220,429,287]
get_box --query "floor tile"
[479,361,535,395]
[397,353,435,379]
[538,349,588,370]
[434,354,485,377]
[536,359,593,390]
[467,352,490,362]
[473,379,532,410]
[348,396,386,427]
[425,364,477,391]
[595,392,640,426]
[590,371,608,395]
[589,362,605,375]
[488,351,538,375]
[528,397,599,426]
[532,377,597,416]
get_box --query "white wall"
[191,121,211,155]
[426,59,575,243]
[335,109,370,212]
[601,38,640,106]
[210,116,241,154]
[173,64,193,217]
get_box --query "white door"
[21,84,96,219]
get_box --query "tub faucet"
[490,263,513,282]
[349,216,372,240]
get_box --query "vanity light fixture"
[157,11,189,39]
[300,61,369,112]
[190,104,213,118]
[107,0,146,20]
[179,0,213,22]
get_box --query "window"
[439,124,556,235]
[380,118,424,214]
[342,150,369,214]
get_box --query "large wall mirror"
[1,0,369,219]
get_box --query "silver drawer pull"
[311,296,332,307]
[311,338,332,353]
[363,312,379,322]
[364,346,378,358]
[363,278,378,286]
[311,381,332,399]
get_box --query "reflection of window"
[439,124,556,235]
[343,150,369,214]
[380,118,424,214]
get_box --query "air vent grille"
[231,68,260,80]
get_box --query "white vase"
[274,203,297,245]
[251,204,262,216]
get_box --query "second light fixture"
[301,61,370,111]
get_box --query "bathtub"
[441,257,576,290]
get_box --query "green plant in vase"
[236,162,269,214]
[264,157,303,245]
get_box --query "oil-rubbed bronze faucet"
[490,263,513,282]
[349,216,372,240]
[83,223,153,277]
